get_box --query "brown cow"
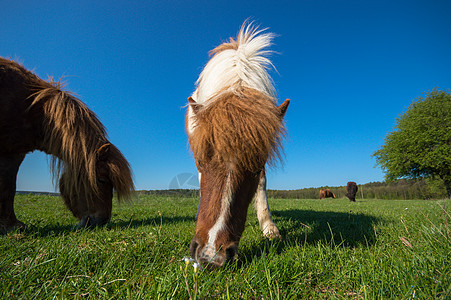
[319,189,336,199]
[346,182,358,202]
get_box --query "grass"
[1,194,450,299]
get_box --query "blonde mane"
[192,21,276,105]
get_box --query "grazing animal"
[346,181,358,202]
[319,189,336,199]
[186,22,290,268]
[0,57,134,232]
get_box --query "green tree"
[373,89,451,198]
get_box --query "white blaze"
[203,174,232,256]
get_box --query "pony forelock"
[188,87,286,182]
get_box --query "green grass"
[1,195,450,299]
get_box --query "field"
[1,194,450,299]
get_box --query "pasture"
[1,194,449,299]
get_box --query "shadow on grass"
[275,209,381,247]
[240,209,382,262]
[11,215,194,237]
[109,215,194,229]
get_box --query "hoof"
[0,220,27,234]
[262,223,282,240]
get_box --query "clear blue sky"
[1,0,450,191]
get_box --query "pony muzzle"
[77,215,110,229]
[190,238,238,269]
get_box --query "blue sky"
[1,0,450,191]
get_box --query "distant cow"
[319,189,336,199]
[346,182,358,202]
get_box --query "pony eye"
[251,169,262,177]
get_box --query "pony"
[186,22,290,268]
[319,189,336,199]
[346,181,358,202]
[0,57,135,232]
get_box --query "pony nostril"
[198,256,212,265]
[189,239,200,260]
[198,256,224,270]
[225,245,238,262]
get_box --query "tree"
[373,89,451,198]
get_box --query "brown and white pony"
[186,22,290,268]
[0,58,135,232]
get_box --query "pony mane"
[193,21,276,105]
[31,79,107,195]
[5,58,135,202]
[188,87,286,178]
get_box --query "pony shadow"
[240,209,382,261]
[109,215,194,229]
[6,223,79,237]
[11,215,194,237]
[275,209,381,246]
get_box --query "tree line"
[267,178,447,200]
[137,177,447,200]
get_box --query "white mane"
[192,22,277,105]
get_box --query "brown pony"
[186,22,290,268]
[319,189,336,199]
[346,181,358,202]
[0,57,135,232]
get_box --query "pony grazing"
[186,22,290,268]
[0,57,134,232]
[346,181,358,202]
[319,189,336,199]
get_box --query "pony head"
[59,142,134,227]
[30,79,135,228]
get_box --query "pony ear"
[278,99,290,118]
[96,143,111,161]
[188,97,202,114]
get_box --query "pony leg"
[0,154,26,233]
[254,170,281,239]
